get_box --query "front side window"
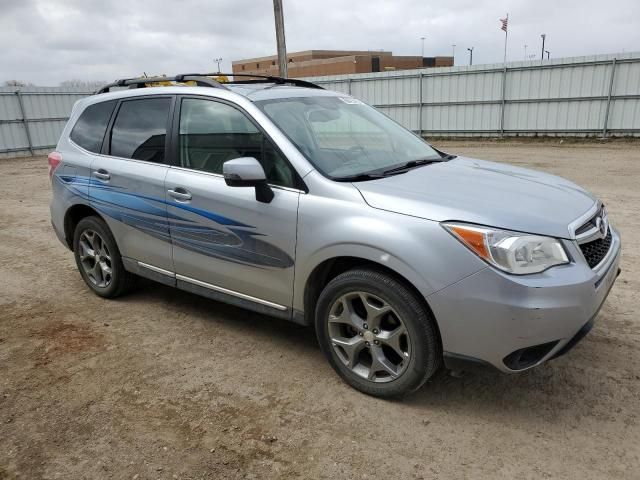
[110,97,171,163]
[69,100,116,153]
[256,96,441,179]
[178,98,295,188]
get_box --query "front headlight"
[442,222,569,275]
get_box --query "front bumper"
[428,226,621,373]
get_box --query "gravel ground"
[1,140,639,479]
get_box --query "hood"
[354,156,596,239]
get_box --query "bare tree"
[60,79,108,90]
[4,80,27,87]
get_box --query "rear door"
[164,96,301,311]
[90,95,175,272]
[58,99,117,213]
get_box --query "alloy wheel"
[78,229,113,288]
[327,291,411,382]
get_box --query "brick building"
[232,50,453,78]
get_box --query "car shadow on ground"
[122,279,614,423]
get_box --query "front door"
[165,96,301,310]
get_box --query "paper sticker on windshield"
[338,97,363,105]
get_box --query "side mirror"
[223,157,274,203]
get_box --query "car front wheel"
[315,268,442,397]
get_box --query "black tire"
[315,268,442,398]
[73,216,135,298]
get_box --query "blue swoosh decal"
[55,174,293,268]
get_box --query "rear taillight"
[48,151,62,181]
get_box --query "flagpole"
[503,13,509,64]
[500,14,509,136]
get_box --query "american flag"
[500,17,508,32]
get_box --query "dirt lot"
[1,140,639,479]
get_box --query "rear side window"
[69,100,116,153]
[109,98,171,163]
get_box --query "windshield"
[256,96,441,179]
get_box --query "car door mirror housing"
[223,157,274,203]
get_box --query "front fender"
[294,242,432,312]
[293,183,487,312]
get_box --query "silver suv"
[49,74,621,397]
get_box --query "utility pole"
[214,58,222,73]
[421,36,426,58]
[273,0,288,77]
[540,34,546,60]
[452,44,456,62]
[524,44,528,61]
[467,47,474,65]
[545,50,550,60]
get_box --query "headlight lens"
[442,222,569,274]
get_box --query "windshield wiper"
[332,172,389,182]
[382,158,444,175]
[333,156,449,182]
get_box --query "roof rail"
[95,72,324,94]
[221,73,324,90]
[95,74,229,94]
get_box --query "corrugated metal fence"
[306,52,640,137]
[2,52,639,157]
[0,87,91,158]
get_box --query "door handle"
[168,187,192,202]
[93,169,110,181]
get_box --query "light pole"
[545,50,550,60]
[467,47,474,66]
[541,34,546,60]
[214,57,222,73]
[421,36,426,58]
[452,44,456,62]
[524,44,528,61]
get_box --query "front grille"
[579,229,612,268]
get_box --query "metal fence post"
[499,65,508,136]
[15,90,34,155]
[602,58,617,138]
[418,72,424,135]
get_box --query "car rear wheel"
[315,268,442,397]
[73,216,135,298]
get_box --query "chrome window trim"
[71,134,170,167]
[175,274,287,311]
[70,137,305,193]
[73,145,172,168]
[168,164,306,194]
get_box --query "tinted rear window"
[109,98,171,163]
[69,100,116,153]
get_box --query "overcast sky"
[1,0,639,85]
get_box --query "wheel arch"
[63,203,105,250]
[299,251,442,348]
